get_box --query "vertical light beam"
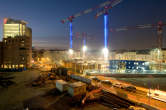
[104,14,108,48]
[83,37,86,46]
[70,22,72,49]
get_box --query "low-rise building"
[56,80,68,92]
[109,60,150,73]
[63,59,103,73]
[110,49,166,72]
[68,82,86,96]
[113,48,166,63]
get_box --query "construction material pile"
[0,75,15,88]
[31,73,57,87]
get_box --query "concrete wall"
[0,42,3,67]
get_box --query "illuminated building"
[109,60,150,73]
[0,42,3,65]
[3,18,29,38]
[113,49,166,63]
[110,49,166,72]
[0,18,32,69]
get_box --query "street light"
[82,45,87,59]
[68,48,74,55]
[82,45,87,52]
[102,47,109,72]
[102,47,109,60]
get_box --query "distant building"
[112,48,166,63]
[109,60,150,73]
[0,18,32,69]
[63,59,102,74]
[110,48,166,72]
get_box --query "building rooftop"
[68,82,86,88]
[4,18,28,25]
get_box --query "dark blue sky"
[0,0,166,50]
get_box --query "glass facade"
[0,18,32,69]
[3,24,26,38]
[3,18,27,38]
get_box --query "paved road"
[96,76,166,110]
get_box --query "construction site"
[26,0,166,109]
[1,65,165,110]
[0,0,166,110]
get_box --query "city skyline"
[0,0,166,50]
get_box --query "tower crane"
[75,32,94,51]
[113,21,166,49]
[72,32,95,59]
[95,0,123,60]
[61,0,121,24]
[60,0,123,56]
[75,32,89,58]
[112,21,166,71]
[73,32,94,46]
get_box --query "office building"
[0,42,3,66]
[0,18,32,69]
[3,18,29,38]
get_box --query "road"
[94,76,166,110]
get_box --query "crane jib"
[61,0,123,23]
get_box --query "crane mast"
[114,21,166,49]
[95,0,122,60]
[61,0,122,58]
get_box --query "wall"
[1,36,32,69]
[0,42,3,67]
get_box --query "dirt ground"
[0,69,54,110]
[0,70,120,110]
[23,88,123,110]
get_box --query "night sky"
[0,0,166,50]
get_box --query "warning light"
[3,18,8,24]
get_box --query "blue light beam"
[83,37,86,46]
[104,14,108,48]
[69,22,73,49]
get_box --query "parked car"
[113,83,123,88]
[124,86,136,92]
[92,77,100,82]
[101,80,112,86]
[129,106,146,110]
